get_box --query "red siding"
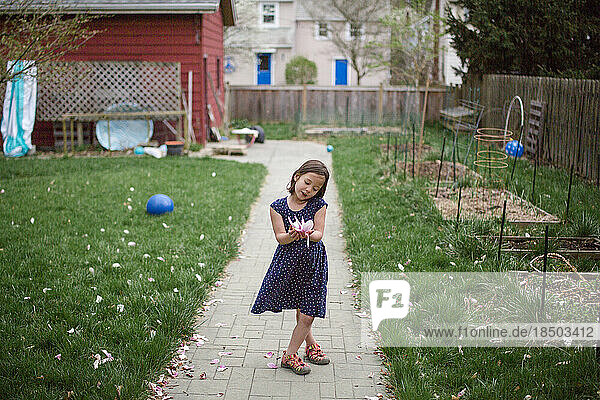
[32,11,226,147]
[201,10,225,145]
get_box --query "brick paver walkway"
[169,141,385,399]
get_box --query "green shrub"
[285,56,317,84]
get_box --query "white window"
[260,3,278,26]
[314,22,331,40]
[345,22,364,40]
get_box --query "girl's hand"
[288,227,301,241]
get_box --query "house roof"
[3,0,236,26]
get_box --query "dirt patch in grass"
[431,187,560,223]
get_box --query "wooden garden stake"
[565,161,575,220]
[386,131,391,162]
[393,132,398,174]
[455,185,463,230]
[435,136,446,198]
[540,225,549,320]
[530,158,537,203]
[597,148,600,189]
[412,123,416,179]
[403,134,408,180]
[497,199,507,264]
[415,78,430,177]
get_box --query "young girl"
[251,159,330,375]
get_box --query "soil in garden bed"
[431,187,560,223]
[397,160,481,181]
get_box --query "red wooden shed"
[28,0,236,148]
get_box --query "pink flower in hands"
[288,216,314,247]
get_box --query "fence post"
[302,84,307,123]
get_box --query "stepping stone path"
[166,141,386,399]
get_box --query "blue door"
[257,53,271,85]
[335,59,348,85]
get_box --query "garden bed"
[431,187,560,224]
[396,160,481,181]
[481,236,600,259]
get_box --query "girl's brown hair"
[287,159,329,198]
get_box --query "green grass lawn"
[0,156,266,400]
[329,125,600,399]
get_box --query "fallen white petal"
[42,287,52,294]
[112,263,121,268]
[195,274,202,281]
[216,365,227,372]
[199,234,205,241]
[173,288,179,293]
[30,218,35,224]
[127,241,136,247]
[123,229,129,234]
[96,295,103,303]
[157,256,165,262]
[211,172,216,177]
[162,223,170,229]
[89,267,95,274]
[267,362,277,369]
[67,328,75,334]
[143,253,150,258]
[210,358,219,364]
[129,187,135,191]
[116,304,125,312]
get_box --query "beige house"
[224,0,462,86]
[224,0,390,86]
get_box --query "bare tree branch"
[299,0,389,85]
[0,0,99,86]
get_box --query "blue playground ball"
[326,145,334,152]
[505,140,524,158]
[146,194,174,215]
[134,146,144,155]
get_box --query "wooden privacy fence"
[459,74,600,182]
[228,85,445,125]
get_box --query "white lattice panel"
[37,61,181,121]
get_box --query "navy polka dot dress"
[251,196,328,318]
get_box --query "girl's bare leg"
[296,309,317,347]
[285,309,314,355]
